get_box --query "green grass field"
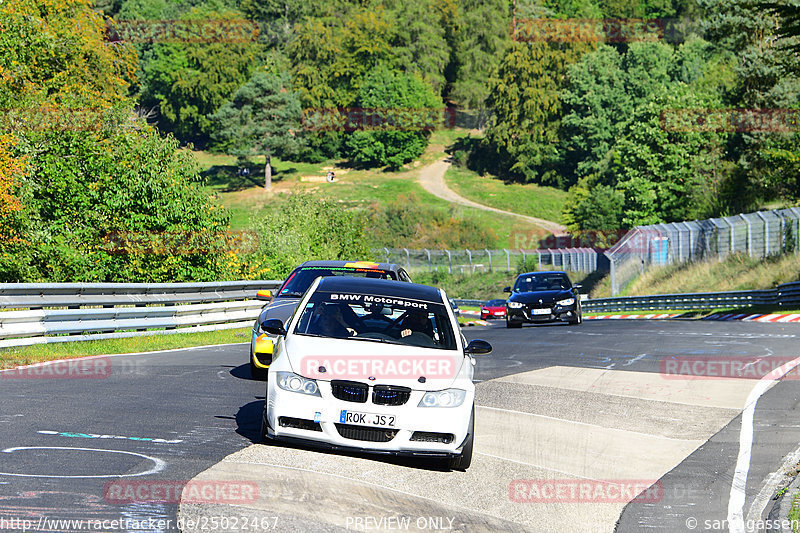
[444,165,567,223]
[0,328,252,368]
[195,129,564,249]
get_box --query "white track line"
[727,356,800,533]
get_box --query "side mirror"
[260,318,286,336]
[465,339,492,355]
[256,290,272,301]
[503,286,511,293]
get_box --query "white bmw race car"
[259,276,492,470]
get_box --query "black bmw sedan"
[503,271,582,328]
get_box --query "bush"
[366,192,496,248]
[2,127,237,282]
[243,193,373,279]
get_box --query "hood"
[258,298,301,325]
[282,335,466,391]
[509,289,573,304]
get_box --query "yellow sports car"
[250,260,412,379]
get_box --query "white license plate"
[533,308,551,315]
[496,311,506,315]
[340,410,396,427]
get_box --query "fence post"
[610,255,617,296]
[777,211,786,252]
[465,249,473,272]
[445,249,452,274]
[740,214,753,257]
[520,249,526,268]
[403,248,411,269]
[504,249,510,272]
[424,248,431,271]
[682,222,694,261]
[755,211,769,256]
[383,247,390,263]
[485,249,492,272]
[791,208,800,255]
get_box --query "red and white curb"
[703,312,800,323]
[585,314,681,320]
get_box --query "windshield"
[513,273,571,292]
[486,299,506,306]
[277,267,397,297]
[293,291,457,350]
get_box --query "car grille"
[410,431,454,444]
[372,385,411,406]
[278,417,322,432]
[334,424,398,442]
[331,380,369,403]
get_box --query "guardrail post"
[504,249,511,272]
[485,249,492,272]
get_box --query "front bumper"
[266,380,473,456]
[507,304,577,323]
[251,333,275,369]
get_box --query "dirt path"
[417,158,568,235]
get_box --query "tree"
[0,0,137,109]
[445,0,511,109]
[612,89,730,226]
[211,71,303,189]
[344,65,443,169]
[483,40,592,186]
[137,5,260,144]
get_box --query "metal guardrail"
[0,281,281,348]
[583,281,800,313]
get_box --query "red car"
[481,299,507,320]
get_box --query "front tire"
[506,318,523,329]
[250,360,267,380]
[260,408,270,443]
[450,405,474,471]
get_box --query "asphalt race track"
[2,320,800,532]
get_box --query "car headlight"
[507,301,524,308]
[276,372,320,397]
[557,298,575,306]
[418,389,466,408]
